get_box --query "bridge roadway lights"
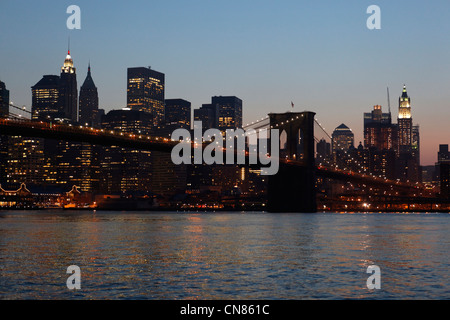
[267,111,317,213]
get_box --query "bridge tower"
[267,111,317,213]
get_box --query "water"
[0,210,448,300]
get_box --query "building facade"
[59,50,78,122]
[79,64,100,127]
[332,123,354,152]
[165,98,191,129]
[364,105,398,152]
[31,75,61,121]
[127,67,165,127]
[0,80,9,117]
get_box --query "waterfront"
[0,211,448,300]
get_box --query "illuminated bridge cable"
[9,103,32,114]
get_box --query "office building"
[434,144,450,183]
[165,99,191,129]
[396,85,420,182]
[438,144,449,162]
[31,75,61,121]
[79,64,100,127]
[59,50,78,122]
[0,81,9,184]
[194,103,218,130]
[193,96,243,131]
[316,138,331,160]
[100,109,153,194]
[398,85,413,153]
[212,96,242,131]
[332,124,354,152]
[440,162,450,199]
[364,105,398,151]
[127,67,165,127]
[0,80,9,117]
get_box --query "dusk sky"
[1,0,449,165]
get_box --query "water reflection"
[0,211,448,299]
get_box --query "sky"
[1,0,449,165]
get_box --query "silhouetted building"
[0,81,10,183]
[0,80,9,117]
[438,144,449,162]
[165,99,191,129]
[422,165,436,184]
[316,138,331,164]
[194,103,218,130]
[79,63,100,127]
[193,96,243,131]
[434,144,450,183]
[127,67,165,127]
[31,75,61,121]
[440,162,450,199]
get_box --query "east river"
[0,211,448,299]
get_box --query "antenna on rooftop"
[387,86,391,114]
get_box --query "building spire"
[68,36,70,55]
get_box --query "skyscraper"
[31,75,60,121]
[332,124,354,152]
[127,67,165,127]
[212,96,243,131]
[193,96,243,131]
[165,99,191,129]
[100,109,153,194]
[59,50,78,122]
[364,105,398,151]
[194,104,219,130]
[79,63,99,127]
[438,144,449,162]
[194,103,218,130]
[398,85,412,154]
[0,80,9,117]
[396,85,420,182]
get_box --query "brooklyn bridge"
[2,103,447,213]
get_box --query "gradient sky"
[1,0,449,165]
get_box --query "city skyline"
[1,0,450,165]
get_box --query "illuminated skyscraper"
[79,63,99,127]
[127,67,165,127]
[396,85,420,182]
[398,85,412,153]
[100,109,153,194]
[59,50,78,122]
[364,105,398,151]
[332,124,354,152]
[6,136,45,187]
[212,96,243,131]
[31,75,60,121]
